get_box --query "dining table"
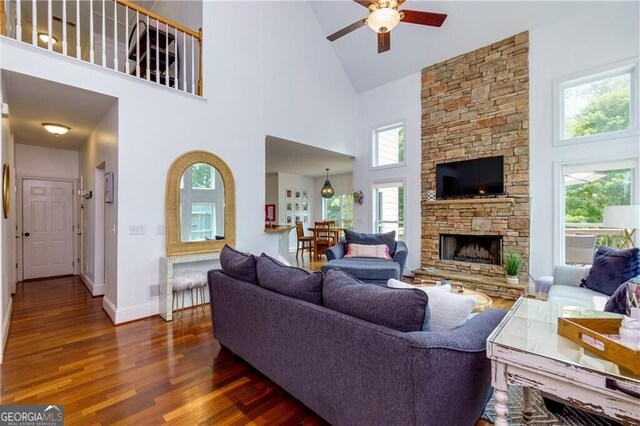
[306,226,345,259]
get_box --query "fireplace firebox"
[440,234,502,265]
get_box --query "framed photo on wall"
[286,188,293,199]
[302,202,308,212]
[104,172,114,203]
[286,215,292,224]
[265,204,276,221]
[295,189,301,199]
[286,202,293,212]
[295,202,301,212]
[302,190,308,199]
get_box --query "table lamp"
[603,205,640,248]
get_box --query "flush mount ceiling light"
[38,33,58,45]
[42,123,70,136]
[321,168,335,199]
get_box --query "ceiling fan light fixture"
[367,7,401,33]
[38,32,58,45]
[42,123,70,136]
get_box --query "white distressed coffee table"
[487,298,640,425]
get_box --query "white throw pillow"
[387,279,477,331]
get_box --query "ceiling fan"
[326,0,447,54]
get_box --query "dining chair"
[314,221,336,259]
[295,221,314,261]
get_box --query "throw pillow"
[256,254,323,305]
[388,279,476,331]
[220,244,258,284]
[323,270,430,332]
[344,229,396,255]
[604,281,629,315]
[581,247,640,296]
[344,243,391,259]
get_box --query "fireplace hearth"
[440,234,502,265]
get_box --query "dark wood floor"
[1,264,511,424]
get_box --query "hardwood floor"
[1,270,513,424]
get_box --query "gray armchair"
[322,239,408,284]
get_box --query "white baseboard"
[81,273,105,296]
[103,297,159,325]
[102,296,117,324]
[0,298,13,363]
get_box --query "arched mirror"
[166,151,235,256]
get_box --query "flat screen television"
[436,156,504,199]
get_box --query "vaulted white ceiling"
[309,1,607,93]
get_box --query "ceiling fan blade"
[400,10,447,27]
[397,0,407,6]
[378,31,390,54]
[353,0,375,8]
[327,19,367,42]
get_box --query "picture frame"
[302,190,308,199]
[104,172,114,204]
[286,215,292,224]
[285,188,293,199]
[265,204,276,221]
[303,214,309,224]
[302,202,308,212]
[295,214,301,223]
[295,202,301,212]
[295,189,301,199]
[286,202,293,212]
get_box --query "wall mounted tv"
[436,156,504,199]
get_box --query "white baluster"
[101,0,105,67]
[136,10,140,78]
[191,35,195,94]
[31,0,36,46]
[16,0,22,42]
[145,14,149,81]
[182,31,186,92]
[47,0,52,50]
[165,23,169,87]
[125,6,129,74]
[155,18,159,85]
[113,0,118,70]
[89,0,94,63]
[174,26,178,90]
[61,0,67,55]
[76,0,80,59]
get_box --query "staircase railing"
[1,0,203,96]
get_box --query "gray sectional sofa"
[208,246,506,426]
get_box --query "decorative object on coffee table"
[503,251,522,285]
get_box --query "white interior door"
[23,179,74,280]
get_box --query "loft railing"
[1,0,203,96]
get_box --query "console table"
[487,298,640,425]
[159,252,220,321]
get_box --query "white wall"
[78,102,118,313]
[355,73,422,273]
[529,2,640,278]
[15,144,78,179]
[0,74,16,362]
[0,0,357,323]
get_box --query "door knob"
[24,232,30,237]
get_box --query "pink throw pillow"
[345,243,391,259]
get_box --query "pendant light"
[321,168,334,198]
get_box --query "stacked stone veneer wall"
[420,32,530,287]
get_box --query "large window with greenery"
[372,123,405,167]
[563,160,636,260]
[323,193,354,229]
[373,182,404,240]
[556,62,637,144]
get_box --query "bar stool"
[172,269,208,319]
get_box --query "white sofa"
[536,264,609,311]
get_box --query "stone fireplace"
[440,234,502,265]
[416,32,530,300]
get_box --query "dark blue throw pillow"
[581,247,640,296]
[345,229,396,255]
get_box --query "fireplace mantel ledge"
[426,197,515,205]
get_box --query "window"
[373,181,404,240]
[556,61,637,144]
[190,203,215,240]
[373,123,405,167]
[562,159,636,264]
[180,164,224,241]
[323,193,353,229]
